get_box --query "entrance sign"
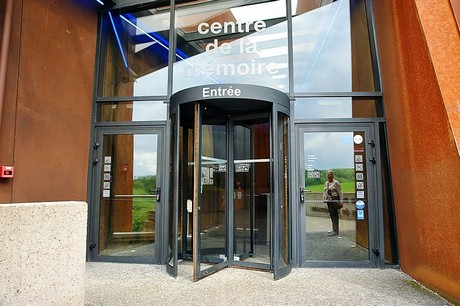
[203,86,242,98]
[170,84,290,115]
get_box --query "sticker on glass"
[356,173,364,180]
[103,173,111,181]
[103,182,110,189]
[355,155,363,163]
[356,200,365,210]
[353,135,364,144]
[355,163,363,171]
[104,164,111,172]
[307,155,317,162]
[104,156,112,164]
[357,209,365,220]
[343,136,353,144]
[102,190,110,198]
[357,190,365,198]
[356,182,364,189]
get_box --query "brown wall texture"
[0,0,98,203]
[373,0,460,303]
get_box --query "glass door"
[192,106,274,280]
[297,124,379,266]
[89,128,164,263]
[167,84,292,280]
[168,100,291,281]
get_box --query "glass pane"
[302,131,369,261]
[294,97,381,119]
[100,7,171,97]
[98,134,158,258]
[199,108,227,264]
[292,0,376,93]
[293,0,351,92]
[233,125,253,260]
[97,101,168,122]
[173,0,288,92]
[234,115,271,265]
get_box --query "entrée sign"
[202,86,242,98]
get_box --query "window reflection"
[101,8,171,97]
[172,0,289,92]
[99,0,378,99]
[292,0,376,92]
[98,101,168,122]
[294,97,380,119]
[293,0,351,93]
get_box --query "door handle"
[300,187,305,204]
[156,187,161,202]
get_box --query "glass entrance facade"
[88,0,397,277]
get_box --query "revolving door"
[167,85,291,281]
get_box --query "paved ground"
[85,262,453,306]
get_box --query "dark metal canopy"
[169,84,290,116]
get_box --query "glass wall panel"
[97,101,168,122]
[173,0,289,93]
[292,0,376,93]
[98,133,159,258]
[294,97,381,119]
[100,7,171,97]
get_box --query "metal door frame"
[87,126,166,264]
[295,122,385,268]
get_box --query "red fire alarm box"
[0,166,14,178]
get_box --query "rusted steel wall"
[0,0,98,203]
[373,0,460,303]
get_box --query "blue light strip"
[108,11,129,69]
[119,15,189,61]
[96,0,104,5]
[122,14,189,61]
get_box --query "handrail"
[113,194,156,198]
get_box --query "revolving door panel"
[168,84,291,281]
[185,105,273,280]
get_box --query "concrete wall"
[373,0,460,303]
[0,0,98,203]
[0,201,87,305]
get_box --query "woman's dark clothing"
[326,201,339,233]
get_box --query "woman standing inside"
[323,170,343,236]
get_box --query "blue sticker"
[357,209,364,220]
[356,200,365,210]
[343,136,353,144]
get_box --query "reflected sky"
[134,135,158,177]
[132,101,168,121]
[294,97,352,119]
[131,0,351,95]
[304,132,354,170]
[293,0,351,92]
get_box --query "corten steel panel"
[373,0,460,303]
[8,0,97,202]
[414,0,460,155]
[0,0,23,203]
